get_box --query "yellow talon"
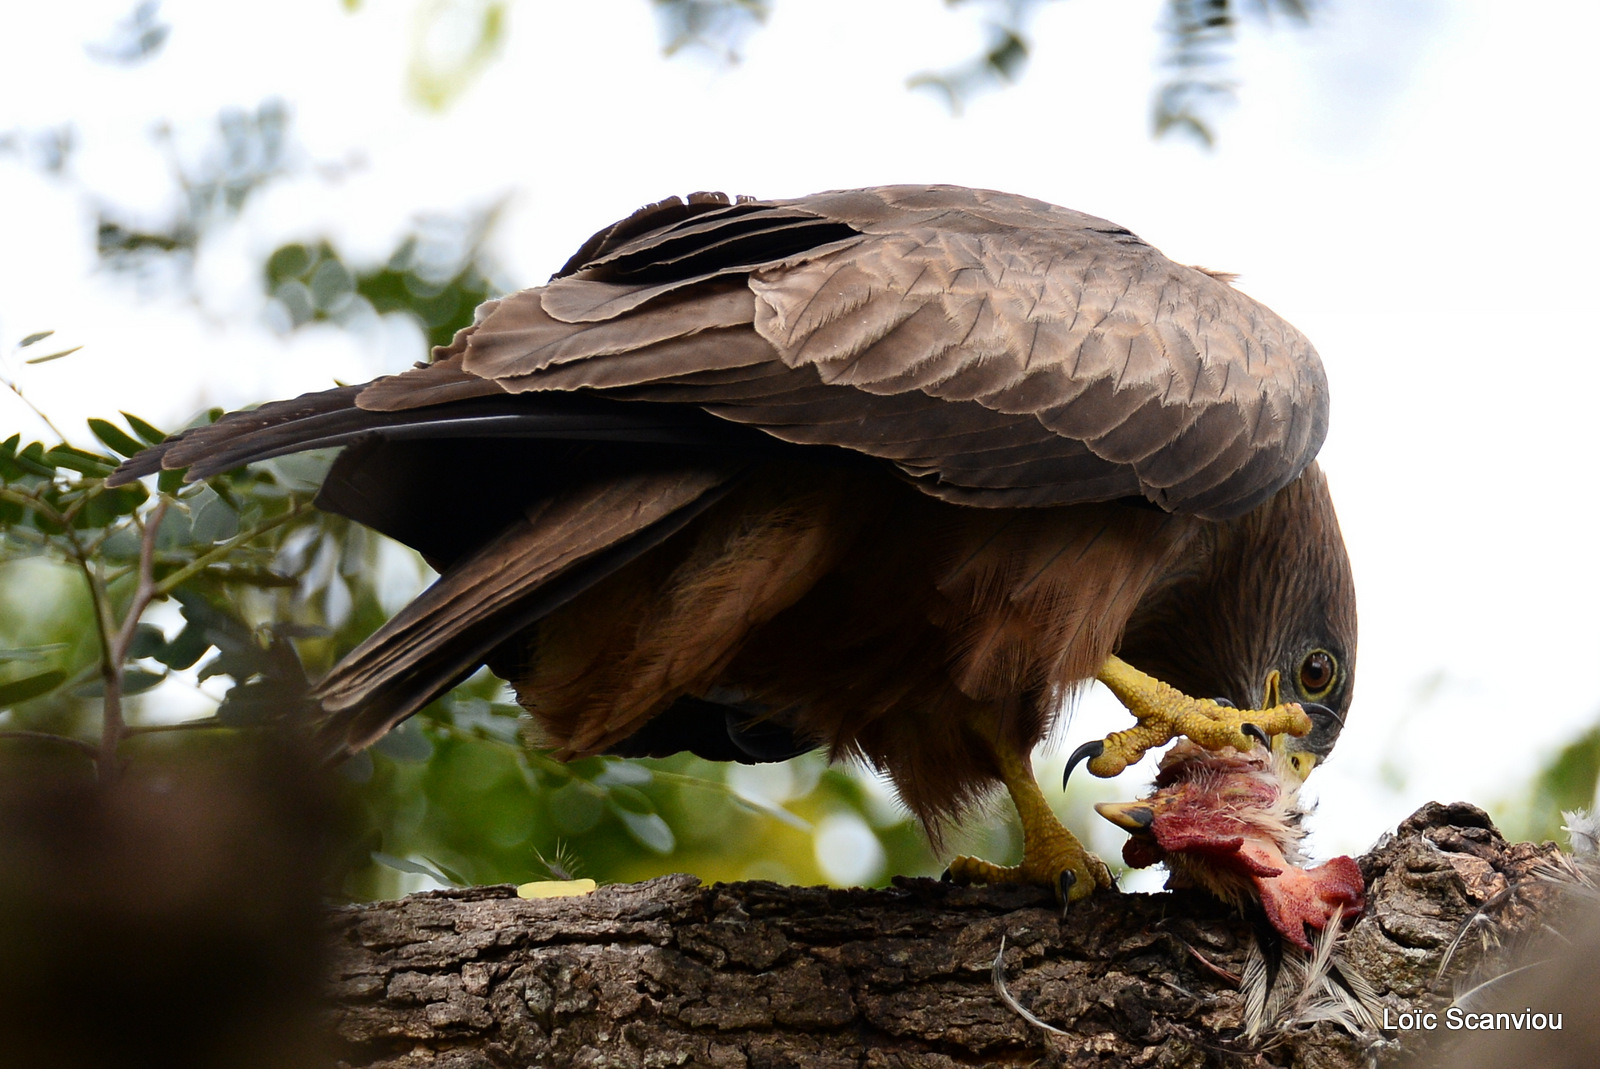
[1087,656,1312,778]
[946,730,1112,904]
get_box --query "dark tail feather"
[109,391,760,489]
[107,385,366,486]
[310,465,745,760]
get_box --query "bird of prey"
[110,185,1356,907]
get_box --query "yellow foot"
[945,734,1114,906]
[1071,656,1313,780]
[945,837,1112,905]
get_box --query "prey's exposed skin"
[947,656,1316,905]
[1098,741,1365,948]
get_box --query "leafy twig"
[150,497,311,597]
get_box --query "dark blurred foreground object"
[1414,812,1600,1069]
[110,184,1354,912]
[0,739,333,1069]
[320,803,1568,1068]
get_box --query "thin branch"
[109,497,171,662]
[95,496,171,778]
[123,718,236,736]
[0,729,99,757]
[0,484,66,520]
[0,362,72,444]
[59,525,119,780]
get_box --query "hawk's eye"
[1298,650,1336,698]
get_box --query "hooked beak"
[1260,669,1328,783]
[1094,800,1156,831]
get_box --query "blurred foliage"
[406,0,508,111]
[1502,720,1600,846]
[264,208,504,351]
[0,125,74,177]
[657,0,1317,143]
[1154,0,1313,146]
[0,326,968,901]
[96,99,292,285]
[85,0,171,66]
[653,0,770,61]
[327,0,1325,143]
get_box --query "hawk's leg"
[945,732,1113,904]
[1080,655,1312,778]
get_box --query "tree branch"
[323,803,1573,1068]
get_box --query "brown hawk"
[111,185,1356,912]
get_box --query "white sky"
[2,0,1598,861]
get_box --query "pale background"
[2,0,1596,872]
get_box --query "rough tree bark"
[325,803,1577,1068]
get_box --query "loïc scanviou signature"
[1384,1007,1564,1032]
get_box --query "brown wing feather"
[746,186,1326,518]
[444,185,1326,521]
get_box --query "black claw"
[1212,696,1236,708]
[940,867,954,883]
[1063,739,1105,789]
[1242,722,1270,749]
[1301,701,1344,728]
[1057,870,1077,917]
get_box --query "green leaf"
[121,412,169,446]
[18,330,54,347]
[73,669,167,697]
[612,807,675,854]
[188,488,240,542]
[157,467,184,494]
[265,242,314,284]
[74,482,148,528]
[371,851,459,886]
[548,779,604,835]
[594,761,653,788]
[123,669,167,694]
[0,643,69,664]
[429,856,472,886]
[14,442,55,478]
[605,784,655,815]
[88,418,148,458]
[44,445,115,478]
[0,669,68,708]
[153,623,210,670]
[24,345,83,365]
[128,623,167,660]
